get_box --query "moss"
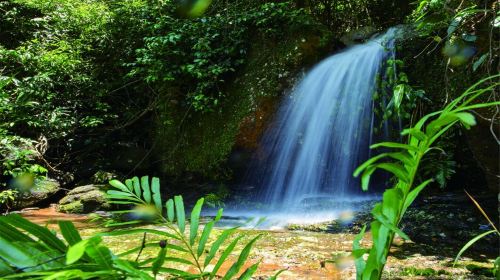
[153,23,334,179]
[58,185,110,214]
[58,201,84,214]
[401,267,450,277]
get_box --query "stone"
[58,184,110,214]
[340,26,378,46]
[13,178,61,210]
[91,171,118,184]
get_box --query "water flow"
[252,29,396,211]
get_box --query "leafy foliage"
[107,176,269,279]
[303,0,410,35]
[0,129,47,178]
[129,0,312,112]
[351,75,500,280]
[0,189,17,211]
[0,0,317,179]
[374,58,427,128]
[0,214,156,279]
[410,0,497,69]
[0,176,274,279]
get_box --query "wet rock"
[340,26,378,45]
[58,185,110,214]
[13,178,61,210]
[91,171,119,184]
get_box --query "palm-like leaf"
[105,176,267,279]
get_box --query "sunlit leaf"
[174,196,185,233]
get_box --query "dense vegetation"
[0,0,498,279]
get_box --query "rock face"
[58,185,110,214]
[13,179,61,209]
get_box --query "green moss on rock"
[58,185,110,214]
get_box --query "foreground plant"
[106,176,267,279]
[352,74,500,280]
[0,214,154,279]
[0,176,274,279]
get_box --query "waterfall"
[251,29,397,211]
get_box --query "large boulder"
[13,178,61,209]
[58,185,110,214]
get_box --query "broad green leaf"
[205,228,237,266]
[58,221,82,246]
[166,199,175,222]
[238,261,260,280]
[393,84,405,110]
[117,243,158,257]
[174,196,185,233]
[372,211,410,241]
[426,113,459,135]
[113,259,154,279]
[214,208,223,221]
[66,239,90,265]
[222,235,261,280]
[140,176,151,204]
[353,153,389,177]
[0,236,38,268]
[105,194,142,203]
[145,267,199,278]
[85,243,113,269]
[152,247,167,277]
[361,166,377,191]
[151,177,162,212]
[370,142,419,152]
[455,112,476,127]
[166,243,189,253]
[97,228,179,240]
[373,163,409,183]
[104,220,143,227]
[454,230,497,266]
[106,190,134,197]
[387,152,415,168]
[447,18,460,35]
[197,208,223,257]
[109,180,130,193]
[4,214,66,252]
[211,236,243,278]
[164,257,194,266]
[133,177,142,198]
[402,179,433,215]
[125,179,134,192]
[190,198,204,245]
[473,53,488,71]
[0,258,14,275]
[401,128,427,141]
[0,219,35,243]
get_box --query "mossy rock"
[13,178,61,210]
[58,185,110,214]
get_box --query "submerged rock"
[58,185,110,214]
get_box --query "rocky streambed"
[18,191,498,280]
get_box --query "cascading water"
[251,29,397,212]
[215,29,397,229]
